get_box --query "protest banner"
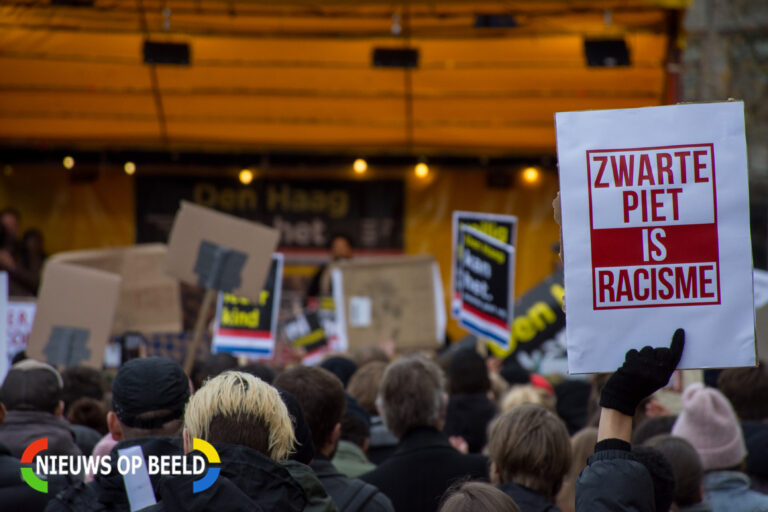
[556,101,755,373]
[451,211,517,318]
[487,270,567,376]
[50,244,182,336]
[332,256,445,351]
[211,254,283,360]
[27,262,122,369]
[6,298,36,372]
[456,226,515,350]
[165,201,280,371]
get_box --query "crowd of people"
[1,327,767,512]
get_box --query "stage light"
[62,156,75,170]
[239,168,254,185]
[414,162,429,179]
[521,166,541,185]
[124,161,136,175]
[353,158,368,174]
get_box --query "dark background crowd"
[2,330,768,512]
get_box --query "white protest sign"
[6,299,36,371]
[556,102,755,373]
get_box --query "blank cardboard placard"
[165,201,280,303]
[50,244,182,336]
[332,256,444,351]
[27,262,122,369]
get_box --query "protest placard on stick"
[556,101,755,373]
[165,201,280,372]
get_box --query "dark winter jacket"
[360,427,489,512]
[498,482,561,512]
[45,436,183,512]
[0,441,76,512]
[0,410,81,459]
[311,455,393,512]
[281,459,338,512]
[443,393,497,454]
[575,442,655,512]
[144,443,307,512]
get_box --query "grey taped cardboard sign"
[43,326,91,367]
[194,241,248,291]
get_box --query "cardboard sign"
[165,201,280,303]
[27,262,122,368]
[332,256,445,351]
[212,254,283,359]
[50,244,182,336]
[456,226,515,349]
[451,211,518,317]
[6,299,36,373]
[556,102,755,373]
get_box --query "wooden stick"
[184,288,217,375]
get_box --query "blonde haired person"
[555,427,598,512]
[150,371,309,512]
[500,384,557,414]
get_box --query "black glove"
[599,328,685,416]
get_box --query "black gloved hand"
[599,328,685,416]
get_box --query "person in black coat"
[359,356,489,512]
[443,348,497,454]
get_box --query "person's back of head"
[439,482,521,512]
[61,366,106,416]
[488,403,571,500]
[671,382,747,472]
[377,355,446,438]
[500,384,556,413]
[0,359,63,415]
[718,362,768,421]
[109,356,190,441]
[274,366,346,456]
[347,361,387,417]
[239,363,277,384]
[320,356,358,388]
[351,346,390,367]
[192,353,238,390]
[631,445,675,512]
[447,348,489,395]
[185,371,295,460]
[645,434,704,509]
[67,397,108,435]
[278,388,315,465]
[632,415,677,445]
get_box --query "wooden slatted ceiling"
[0,1,679,153]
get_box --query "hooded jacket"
[145,443,307,512]
[0,410,81,459]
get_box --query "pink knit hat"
[671,382,746,471]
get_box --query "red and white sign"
[557,102,755,373]
[587,144,720,309]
